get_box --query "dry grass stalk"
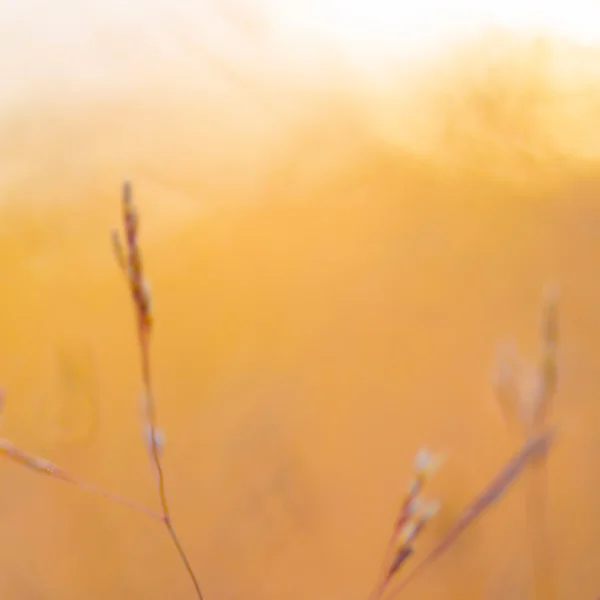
[366,449,443,600]
[0,390,161,520]
[0,183,564,600]
[0,182,204,598]
[525,285,559,600]
[111,180,204,599]
[491,285,559,600]
[385,428,555,599]
[366,287,560,600]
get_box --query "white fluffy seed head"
[492,340,519,390]
[407,496,423,517]
[423,498,441,520]
[399,521,418,545]
[414,448,446,477]
[414,448,431,472]
[144,424,165,454]
[518,367,546,429]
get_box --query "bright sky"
[265,0,600,56]
[3,0,600,62]
[1,0,600,103]
[255,0,600,85]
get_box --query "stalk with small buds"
[369,288,559,600]
[111,180,204,600]
[490,284,560,600]
[367,448,443,600]
[0,181,203,598]
[386,428,554,600]
[0,174,574,600]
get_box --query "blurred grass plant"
[111,180,204,600]
[0,180,560,600]
[492,285,559,600]
[0,181,204,599]
[367,287,559,599]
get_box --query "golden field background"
[1,6,600,599]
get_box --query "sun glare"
[264,0,600,64]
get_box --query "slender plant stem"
[138,323,204,600]
[116,180,204,599]
[366,519,407,600]
[524,416,556,600]
[74,479,164,520]
[525,456,555,600]
[367,576,390,600]
[0,436,162,520]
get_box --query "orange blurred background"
[1,4,600,599]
